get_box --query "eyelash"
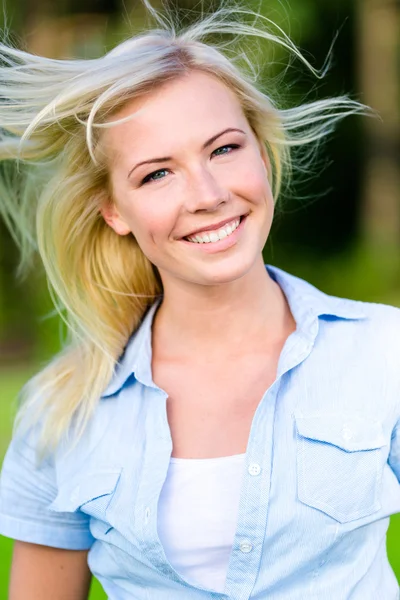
[140,143,241,186]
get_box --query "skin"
[9,543,91,599]
[102,70,296,457]
[10,69,296,596]
[103,70,275,291]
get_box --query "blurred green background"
[0,0,399,597]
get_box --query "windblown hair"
[0,1,369,450]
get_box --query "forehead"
[104,71,248,158]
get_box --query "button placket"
[137,387,185,582]
[224,383,283,600]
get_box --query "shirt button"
[248,463,261,476]
[144,507,151,523]
[239,540,253,553]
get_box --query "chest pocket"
[295,415,386,523]
[49,468,122,522]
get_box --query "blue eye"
[141,169,169,185]
[139,144,240,185]
[212,144,240,157]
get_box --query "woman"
[0,3,399,599]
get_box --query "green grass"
[0,368,399,598]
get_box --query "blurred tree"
[22,0,109,58]
[262,0,364,256]
[357,0,400,253]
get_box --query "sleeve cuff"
[0,513,94,550]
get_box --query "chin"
[187,253,261,287]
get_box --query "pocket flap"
[50,468,122,513]
[295,414,385,452]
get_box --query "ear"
[100,200,131,236]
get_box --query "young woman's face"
[102,70,274,288]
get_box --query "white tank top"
[157,454,245,593]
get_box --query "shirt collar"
[267,265,366,324]
[102,265,366,398]
[102,300,161,397]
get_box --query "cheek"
[123,201,177,247]
[227,152,271,203]
[109,171,174,242]
[111,177,176,244]
[237,169,271,206]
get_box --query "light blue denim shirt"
[1,265,400,599]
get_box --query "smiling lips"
[185,217,241,244]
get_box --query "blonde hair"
[0,2,369,450]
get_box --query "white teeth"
[209,232,219,243]
[187,218,241,244]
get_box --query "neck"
[153,259,295,360]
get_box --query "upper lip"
[183,215,245,239]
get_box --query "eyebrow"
[127,127,246,178]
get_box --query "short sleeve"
[388,418,400,484]
[0,423,94,550]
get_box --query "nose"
[185,165,230,213]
